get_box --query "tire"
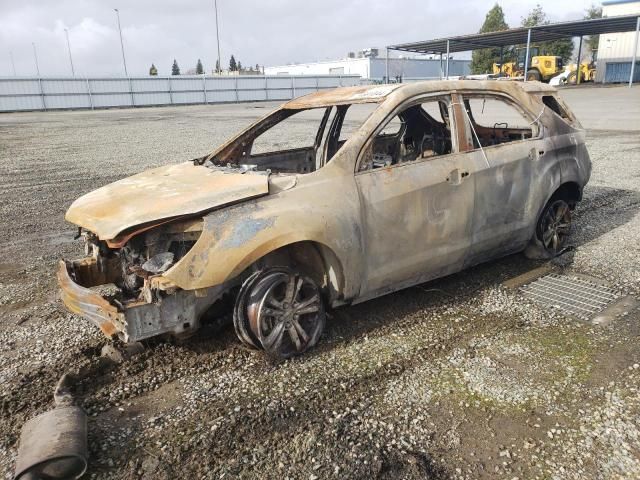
[567,71,578,85]
[535,198,572,257]
[526,69,541,82]
[234,266,326,359]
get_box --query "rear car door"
[456,93,548,266]
[354,94,477,298]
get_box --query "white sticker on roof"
[349,85,400,100]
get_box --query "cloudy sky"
[1,0,596,77]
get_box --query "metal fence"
[0,74,361,112]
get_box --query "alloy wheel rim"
[541,200,571,253]
[248,272,323,358]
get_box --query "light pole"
[64,28,75,76]
[9,50,16,76]
[214,0,221,74]
[114,8,128,76]
[32,42,40,76]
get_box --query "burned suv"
[59,80,590,359]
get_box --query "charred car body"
[59,81,590,358]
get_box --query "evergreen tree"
[521,4,574,63]
[255,63,260,73]
[215,59,221,73]
[584,4,603,56]
[171,59,180,75]
[149,63,158,76]
[196,59,204,74]
[229,55,237,72]
[470,4,510,74]
[237,61,242,72]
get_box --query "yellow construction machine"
[566,50,597,84]
[492,46,564,82]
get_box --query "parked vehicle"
[59,80,591,359]
[492,46,564,82]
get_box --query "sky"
[1,0,597,77]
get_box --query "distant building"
[264,48,470,81]
[597,0,640,83]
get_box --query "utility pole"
[64,28,75,76]
[32,42,40,76]
[214,0,221,73]
[9,50,16,76]
[114,8,128,76]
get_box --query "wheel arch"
[236,239,347,305]
[549,181,582,205]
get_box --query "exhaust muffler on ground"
[14,374,88,480]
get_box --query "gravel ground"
[1,85,639,479]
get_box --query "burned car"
[59,80,590,358]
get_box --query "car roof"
[284,80,557,109]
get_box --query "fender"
[163,192,362,299]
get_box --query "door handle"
[446,168,469,185]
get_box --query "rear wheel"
[536,199,572,256]
[526,69,541,82]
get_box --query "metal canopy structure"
[385,14,640,87]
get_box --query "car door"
[457,93,549,267]
[354,94,477,299]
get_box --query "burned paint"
[219,216,276,249]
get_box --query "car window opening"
[463,96,534,149]
[541,95,572,122]
[360,99,453,171]
[203,104,377,175]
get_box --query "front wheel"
[235,267,326,359]
[536,199,572,256]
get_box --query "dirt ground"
[1,85,640,480]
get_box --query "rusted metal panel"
[65,162,269,240]
[163,163,364,297]
[285,84,402,108]
[57,260,122,337]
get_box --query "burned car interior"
[364,98,453,169]
[199,96,455,174]
[199,105,362,174]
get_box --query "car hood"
[66,162,270,240]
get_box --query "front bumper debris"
[57,258,123,338]
[58,257,224,343]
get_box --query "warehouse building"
[598,0,640,82]
[264,49,470,81]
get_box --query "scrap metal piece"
[14,374,88,480]
[141,252,174,274]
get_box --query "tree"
[171,59,180,75]
[521,4,574,63]
[149,63,158,76]
[237,61,242,72]
[196,59,204,74]
[229,54,237,72]
[255,63,260,73]
[470,4,510,74]
[584,4,603,57]
[215,59,221,73]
